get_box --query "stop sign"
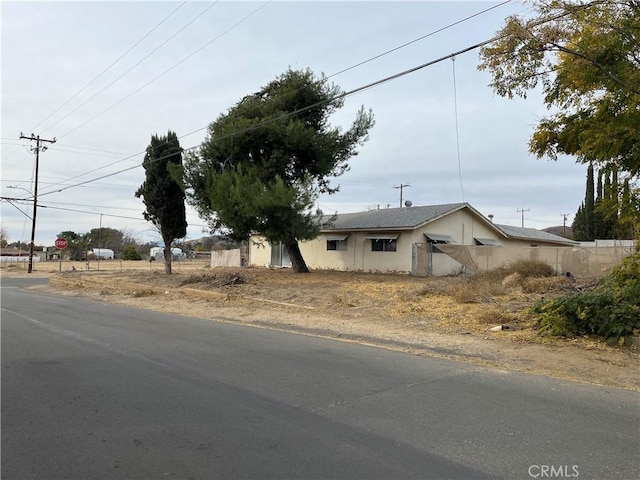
[55,237,68,249]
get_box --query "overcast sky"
[1,0,587,247]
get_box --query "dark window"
[371,239,397,252]
[327,239,347,251]
[426,234,453,254]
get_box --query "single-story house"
[249,202,577,276]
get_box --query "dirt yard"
[4,259,639,391]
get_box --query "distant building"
[151,246,186,262]
[91,248,115,260]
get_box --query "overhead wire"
[0,2,188,166]
[38,32,549,197]
[22,1,587,222]
[451,56,465,202]
[40,1,221,136]
[38,0,516,192]
[327,0,514,80]
[29,1,188,134]
[56,1,273,140]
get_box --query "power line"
[451,56,465,203]
[40,2,220,136]
[328,0,514,80]
[29,1,188,134]
[38,2,586,199]
[31,0,516,191]
[56,1,273,141]
[38,12,577,198]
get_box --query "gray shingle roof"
[321,203,467,230]
[495,224,576,245]
[318,202,576,246]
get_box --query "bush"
[123,245,142,261]
[532,253,640,342]
[502,259,555,278]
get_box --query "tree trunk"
[162,237,173,275]
[285,242,309,273]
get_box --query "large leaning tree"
[184,68,375,273]
[478,0,640,238]
[135,131,187,274]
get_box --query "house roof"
[321,203,470,231]
[495,224,576,245]
[318,202,576,246]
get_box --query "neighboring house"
[150,246,186,262]
[91,248,115,260]
[249,203,576,276]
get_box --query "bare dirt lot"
[4,259,639,391]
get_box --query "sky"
[1,0,588,247]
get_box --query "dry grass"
[4,259,612,347]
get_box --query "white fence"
[210,249,242,267]
[1,255,40,266]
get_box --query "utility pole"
[19,133,56,273]
[393,183,410,208]
[517,208,530,228]
[561,213,570,238]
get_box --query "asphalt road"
[2,277,639,480]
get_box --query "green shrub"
[532,253,640,342]
[123,245,142,261]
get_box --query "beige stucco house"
[249,203,577,276]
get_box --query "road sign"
[55,237,68,249]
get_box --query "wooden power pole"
[393,183,410,208]
[517,208,530,228]
[19,133,56,273]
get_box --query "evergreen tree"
[185,68,374,273]
[135,131,187,274]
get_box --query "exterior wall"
[439,245,634,276]
[411,210,501,246]
[249,237,272,267]
[301,231,414,273]
[247,209,579,276]
[410,210,503,276]
[211,249,240,267]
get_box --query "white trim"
[323,235,349,241]
[364,233,399,240]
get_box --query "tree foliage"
[136,131,187,274]
[185,68,374,272]
[532,253,640,343]
[573,163,636,240]
[122,244,142,261]
[479,0,640,237]
[88,227,124,254]
[0,225,8,248]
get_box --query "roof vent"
[488,214,494,223]
[404,200,412,208]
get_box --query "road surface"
[2,277,639,479]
